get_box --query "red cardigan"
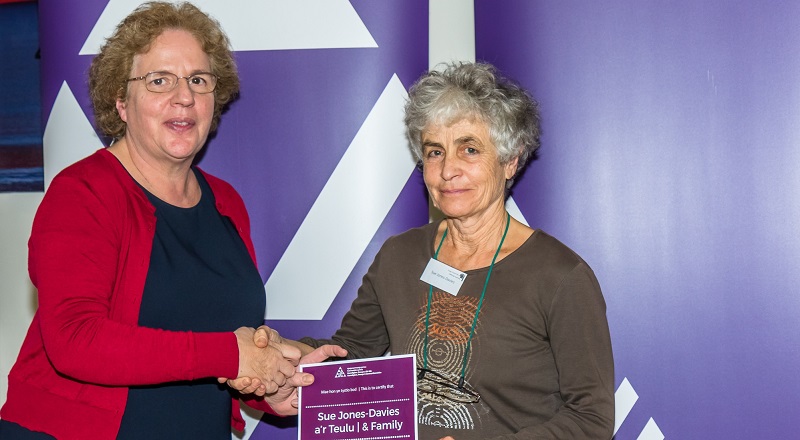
[0,149,275,439]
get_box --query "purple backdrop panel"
[200,0,429,281]
[39,1,428,439]
[39,0,106,135]
[477,1,800,438]
[200,1,429,439]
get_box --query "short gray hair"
[404,62,541,184]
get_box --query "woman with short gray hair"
[251,61,615,439]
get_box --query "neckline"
[139,168,205,210]
[421,213,510,379]
[103,148,202,209]
[427,221,537,273]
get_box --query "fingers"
[254,325,284,347]
[275,341,302,366]
[224,376,266,396]
[235,327,289,393]
[238,380,266,396]
[251,343,294,389]
[253,325,302,365]
[285,371,315,388]
[234,326,317,397]
[227,377,268,396]
[275,349,298,379]
[260,378,280,395]
[300,344,348,365]
[253,326,270,348]
[273,344,348,390]
[228,377,251,391]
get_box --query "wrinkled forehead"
[426,109,488,131]
[130,29,209,72]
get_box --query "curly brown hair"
[89,1,239,139]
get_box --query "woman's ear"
[116,98,128,123]
[504,156,519,180]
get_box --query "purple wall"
[476,1,800,438]
[38,0,800,438]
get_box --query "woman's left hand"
[221,375,267,395]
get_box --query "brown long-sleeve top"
[303,222,615,440]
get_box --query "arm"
[235,327,347,414]
[30,171,296,388]
[493,263,615,440]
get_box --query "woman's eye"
[190,76,206,85]
[465,147,478,155]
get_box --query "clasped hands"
[220,326,346,415]
[225,328,454,438]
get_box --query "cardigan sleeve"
[29,168,240,386]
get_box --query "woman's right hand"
[231,326,301,394]
[225,326,346,403]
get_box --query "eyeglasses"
[126,71,218,94]
[416,368,481,404]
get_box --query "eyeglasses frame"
[126,71,218,94]
[416,367,481,404]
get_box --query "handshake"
[220,326,347,415]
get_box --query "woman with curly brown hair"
[0,3,342,439]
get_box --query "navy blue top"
[117,169,265,439]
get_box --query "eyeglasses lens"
[144,72,217,93]
[416,369,480,403]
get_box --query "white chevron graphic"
[614,377,665,439]
[506,196,528,226]
[265,74,417,320]
[614,377,639,435]
[80,0,377,55]
[43,82,104,188]
[637,418,664,440]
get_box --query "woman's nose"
[171,78,196,105]
[440,153,461,180]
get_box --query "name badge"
[420,258,467,296]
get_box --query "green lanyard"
[422,212,511,387]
